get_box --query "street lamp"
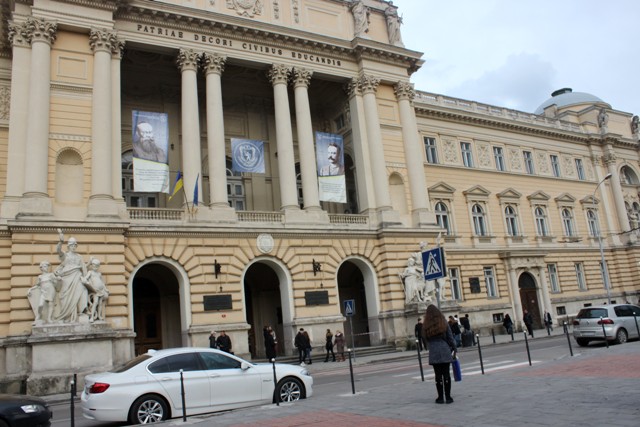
[593,173,612,304]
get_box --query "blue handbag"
[452,358,462,382]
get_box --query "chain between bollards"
[416,339,424,382]
[348,349,355,394]
[563,321,573,357]
[599,316,609,349]
[271,358,279,406]
[523,332,532,366]
[180,369,186,422]
[475,334,484,375]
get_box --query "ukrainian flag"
[168,171,183,201]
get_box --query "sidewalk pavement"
[159,326,640,427]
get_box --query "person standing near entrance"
[295,328,311,365]
[324,329,335,362]
[523,309,534,337]
[448,316,462,347]
[334,330,346,361]
[544,311,553,332]
[209,331,218,349]
[424,305,457,404]
[264,326,277,361]
[415,318,426,351]
[216,330,233,354]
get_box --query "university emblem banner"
[232,138,265,173]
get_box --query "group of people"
[208,330,233,354]
[502,309,553,337]
[295,328,346,365]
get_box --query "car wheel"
[576,338,590,347]
[615,328,628,344]
[128,394,169,424]
[276,377,304,403]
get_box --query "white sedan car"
[81,347,313,424]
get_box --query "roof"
[534,88,610,115]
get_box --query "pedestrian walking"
[424,305,457,404]
[503,313,513,334]
[324,329,336,362]
[523,309,534,337]
[294,328,309,365]
[334,330,346,361]
[415,317,426,351]
[544,311,553,333]
[303,329,313,364]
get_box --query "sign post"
[343,299,356,361]
[422,246,447,308]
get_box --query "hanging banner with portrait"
[232,138,265,173]
[131,110,170,193]
[315,131,346,203]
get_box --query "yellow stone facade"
[0,0,638,395]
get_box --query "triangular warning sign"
[426,252,442,276]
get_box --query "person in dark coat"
[448,316,462,347]
[324,329,336,362]
[523,309,534,337]
[424,305,457,404]
[216,330,233,353]
[208,331,218,349]
[460,314,471,332]
[503,313,513,334]
[264,326,277,361]
[294,328,310,365]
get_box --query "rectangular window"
[448,267,462,301]
[547,263,560,293]
[523,151,535,174]
[575,159,585,180]
[460,142,474,167]
[493,147,505,171]
[557,306,566,316]
[424,137,439,164]
[550,155,561,177]
[484,266,497,297]
[575,262,587,291]
[492,313,504,323]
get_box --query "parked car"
[572,304,640,346]
[81,347,313,425]
[0,394,52,427]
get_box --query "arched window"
[535,207,548,236]
[504,205,519,236]
[620,166,639,185]
[586,209,599,237]
[435,201,451,234]
[472,203,487,236]
[562,208,575,237]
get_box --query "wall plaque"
[304,290,329,306]
[204,294,233,311]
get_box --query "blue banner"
[232,138,265,173]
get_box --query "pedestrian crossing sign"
[422,247,446,281]
[343,299,355,317]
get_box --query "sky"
[396,0,639,115]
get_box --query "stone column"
[177,49,202,206]
[292,68,321,211]
[537,265,552,316]
[1,22,31,218]
[590,152,617,244]
[20,18,57,216]
[603,148,630,232]
[87,28,117,217]
[508,267,522,328]
[111,38,125,202]
[394,81,434,227]
[268,64,299,211]
[345,79,374,212]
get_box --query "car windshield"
[577,308,609,319]
[111,354,152,373]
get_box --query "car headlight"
[21,404,44,413]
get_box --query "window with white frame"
[504,205,519,236]
[448,267,462,301]
[523,151,535,175]
[550,155,561,177]
[435,201,451,234]
[547,263,560,293]
[460,142,474,167]
[575,262,587,290]
[586,209,599,237]
[535,206,549,236]
[575,159,585,180]
[472,203,487,236]
[562,208,576,236]
[599,260,609,289]
[484,266,497,297]
[424,137,438,164]
[227,163,245,211]
[493,147,505,171]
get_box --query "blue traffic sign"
[422,247,446,281]
[343,299,355,317]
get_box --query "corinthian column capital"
[344,77,361,98]
[8,21,30,48]
[111,37,125,59]
[177,48,200,72]
[358,74,380,94]
[25,17,57,46]
[267,64,291,86]
[201,52,226,75]
[89,28,117,54]
[291,67,313,88]
[394,81,415,101]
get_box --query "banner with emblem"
[315,132,346,203]
[232,138,265,173]
[132,110,170,193]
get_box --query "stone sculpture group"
[27,229,109,325]
[399,241,437,304]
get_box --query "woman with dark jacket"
[264,326,277,361]
[423,304,457,404]
[324,329,336,362]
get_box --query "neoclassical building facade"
[0,0,638,394]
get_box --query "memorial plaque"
[304,290,329,306]
[204,294,233,311]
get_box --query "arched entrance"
[244,259,291,359]
[337,259,381,347]
[132,262,183,355]
[518,272,542,329]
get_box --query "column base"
[210,205,238,223]
[372,208,403,228]
[412,209,437,228]
[17,193,53,218]
[1,196,21,220]
[87,196,121,219]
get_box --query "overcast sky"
[396,0,639,116]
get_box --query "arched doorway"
[337,259,381,347]
[132,263,182,355]
[244,260,288,360]
[518,272,542,329]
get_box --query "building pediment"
[554,193,576,204]
[428,181,456,196]
[527,190,550,202]
[463,185,491,198]
[497,188,522,200]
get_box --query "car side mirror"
[240,362,251,371]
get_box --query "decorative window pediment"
[527,190,550,204]
[463,185,490,201]
[429,181,456,198]
[580,195,599,207]
[497,188,522,202]
[555,193,576,206]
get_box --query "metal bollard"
[510,327,514,341]
[70,379,75,427]
[491,328,496,344]
[348,349,356,394]
[271,359,279,406]
[523,332,532,366]
[180,369,186,421]
[416,339,424,382]
[634,313,640,339]
[563,321,573,357]
[73,373,78,397]
[476,334,484,375]
[599,316,609,349]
